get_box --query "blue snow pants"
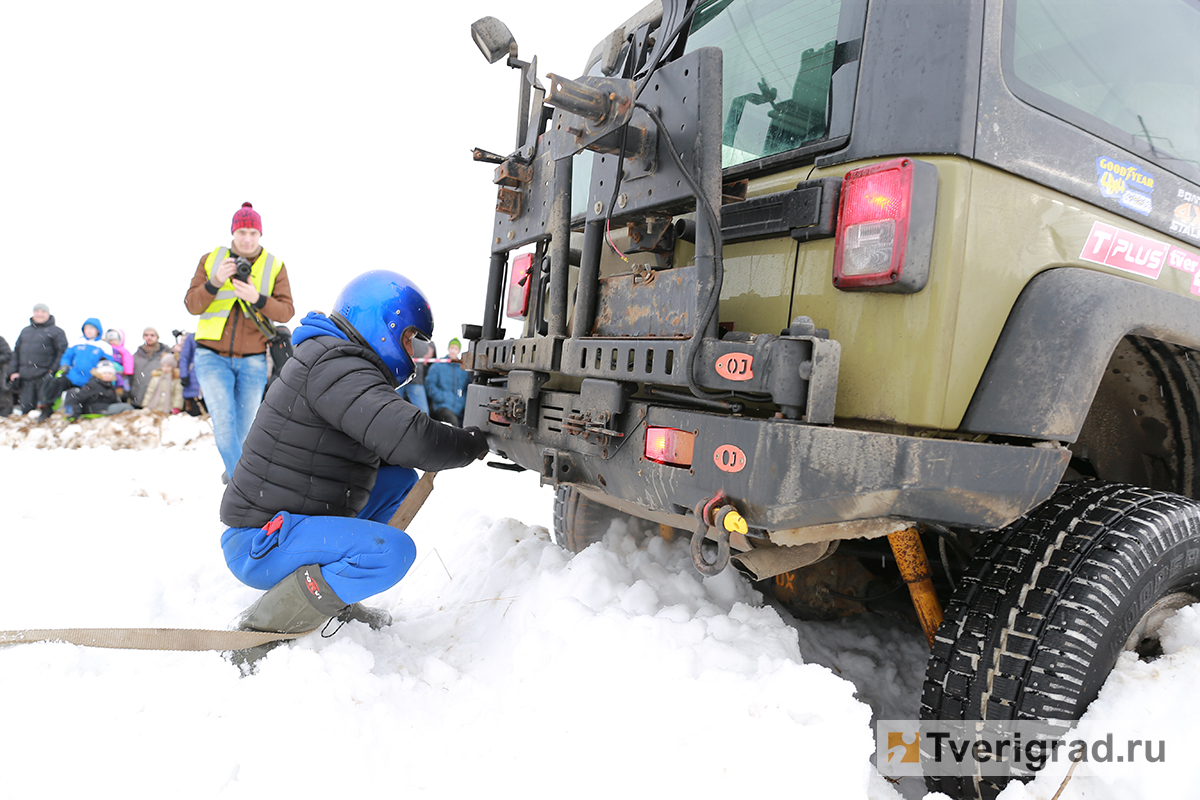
[221,466,420,604]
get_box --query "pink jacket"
[107,329,134,376]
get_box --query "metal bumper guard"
[466,384,1070,535]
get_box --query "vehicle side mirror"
[471,16,518,64]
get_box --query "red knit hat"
[231,202,262,234]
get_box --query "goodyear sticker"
[1171,188,1200,244]
[1096,157,1155,216]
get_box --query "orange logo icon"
[887,732,920,764]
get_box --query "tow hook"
[690,496,749,576]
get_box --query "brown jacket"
[184,248,295,357]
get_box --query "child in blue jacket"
[36,317,113,420]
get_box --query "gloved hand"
[462,426,491,460]
[180,376,190,388]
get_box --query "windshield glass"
[684,0,849,169]
[1005,0,1200,183]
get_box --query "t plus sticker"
[1079,221,1168,279]
[714,352,754,381]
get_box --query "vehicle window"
[1005,0,1200,183]
[685,0,846,169]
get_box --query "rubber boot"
[228,564,348,672]
[337,603,393,630]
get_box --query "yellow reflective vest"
[195,246,284,341]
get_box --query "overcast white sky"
[0,0,649,349]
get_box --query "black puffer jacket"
[221,321,487,528]
[10,315,68,379]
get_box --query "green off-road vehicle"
[462,1,1200,796]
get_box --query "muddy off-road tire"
[554,485,661,554]
[920,481,1200,800]
[552,485,608,553]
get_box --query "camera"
[234,256,253,282]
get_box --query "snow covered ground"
[1,412,1197,799]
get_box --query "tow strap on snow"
[0,471,439,653]
[0,626,317,651]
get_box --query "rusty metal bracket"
[562,409,625,445]
[545,73,637,161]
[624,217,676,270]
[493,156,535,220]
[484,395,527,425]
[630,263,656,285]
[494,159,533,187]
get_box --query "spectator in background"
[9,303,68,415]
[177,332,205,417]
[184,201,294,482]
[426,337,470,427]
[142,347,182,414]
[37,317,113,419]
[103,328,134,401]
[62,359,133,422]
[0,335,12,417]
[131,328,169,408]
[400,338,434,414]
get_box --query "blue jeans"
[193,347,267,477]
[400,383,430,415]
[221,466,420,604]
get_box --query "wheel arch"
[960,268,1200,447]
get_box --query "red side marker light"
[644,426,695,467]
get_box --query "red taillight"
[644,426,695,467]
[506,253,534,318]
[832,158,937,293]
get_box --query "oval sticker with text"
[715,353,754,381]
[713,445,747,473]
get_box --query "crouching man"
[219,271,488,666]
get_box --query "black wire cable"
[635,100,736,400]
[605,0,703,242]
[603,2,766,402]
[634,1,702,101]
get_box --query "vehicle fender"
[961,268,1200,441]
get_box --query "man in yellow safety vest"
[184,201,294,482]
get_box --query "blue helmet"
[332,270,433,384]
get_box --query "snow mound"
[0,409,213,450]
[261,517,882,797]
